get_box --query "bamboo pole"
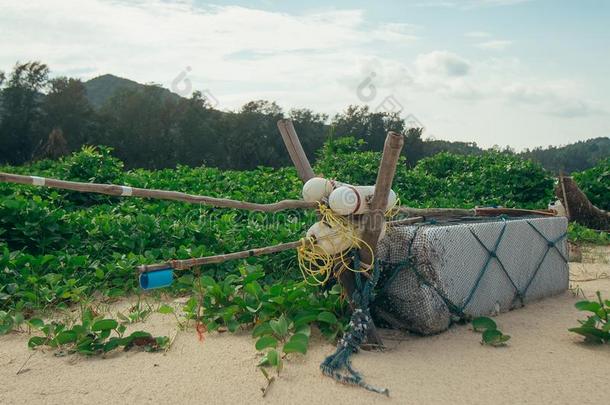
[277,119,315,182]
[0,172,316,213]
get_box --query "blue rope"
[320,252,389,396]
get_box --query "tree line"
[0,61,607,172]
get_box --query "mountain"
[519,137,610,173]
[83,74,182,109]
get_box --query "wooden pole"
[340,131,404,347]
[277,119,315,182]
[398,207,556,219]
[0,172,316,213]
[139,239,303,273]
[558,172,572,220]
[359,131,404,268]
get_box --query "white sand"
[1,261,609,405]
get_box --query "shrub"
[61,145,124,184]
[573,157,610,211]
[315,137,554,209]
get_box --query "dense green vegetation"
[316,136,554,208]
[1,61,607,173]
[572,157,610,211]
[0,62,608,361]
[0,142,559,318]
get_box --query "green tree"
[42,77,97,152]
[0,61,49,164]
[175,91,222,167]
[288,108,328,163]
[331,105,404,151]
[99,85,180,168]
[219,100,286,169]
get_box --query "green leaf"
[92,319,119,331]
[227,319,239,333]
[28,336,46,348]
[158,304,175,315]
[575,301,602,313]
[269,315,289,338]
[28,318,44,330]
[259,349,280,367]
[472,316,497,332]
[293,313,318,328]
[569,326,609,343]
[283,334,309,355]
[103,338,121,352]
[317,311,338,324]
[482,329,510,346]
[252,322,273,338]
[255,336,278,351]
[295,324,311,337]
[55,331,77,345]
[199,276,217,288]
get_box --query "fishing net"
[373,216,569,335]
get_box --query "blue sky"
[1,0,609,149]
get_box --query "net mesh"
[373,216,569,335]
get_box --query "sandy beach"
[1,252,609,405]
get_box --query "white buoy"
[548,199,567,217]
[302,177,343,203]
[306,221,354,255]
[328,186,397,215]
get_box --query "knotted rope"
[320,252,389,396]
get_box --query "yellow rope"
[297,236,334,286]
[297,195,401,286]
[296,204,371,285]
[385,195,401,218]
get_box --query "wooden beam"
[0,172,317,213]
[277,119,315,182]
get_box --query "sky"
[0,0,609,150]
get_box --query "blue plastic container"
[139,269,174,290]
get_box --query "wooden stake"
[0,172,316,213]
[360,131,404,267]
[559,172,571,220]
[340,131,404,348]
[277,119,315,182]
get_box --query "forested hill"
[84,74,182,109]
[519,137,610,174]
[0,61,608,172]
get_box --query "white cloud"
[476,40,513,50]
[0,1,416,96]
[465,31,492,38]
[416,0,531,9]
[0,0,605,149]
[414,51,471,77]
[502,82,605,117]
